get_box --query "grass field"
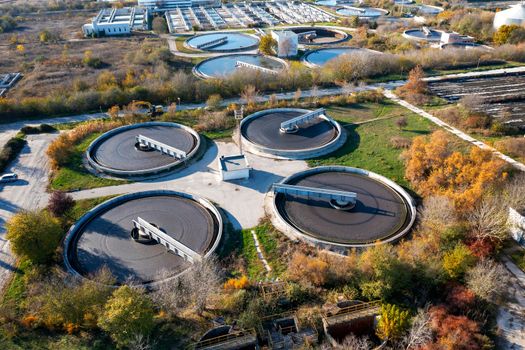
[49,133,127,191]
[310,102,435,187]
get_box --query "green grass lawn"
[239,223,288,280]
[310,102,435,187]
[49,133,128,192]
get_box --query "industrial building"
[271,30,299,57]
[138,0,220,11]
[82,7,149,37]
[494,2,525,29]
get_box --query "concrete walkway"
[498,256,525,349]
[70,141,308,229]
[384,90,525,172]
[424,66,525,82]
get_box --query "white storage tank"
[494,3,525,29]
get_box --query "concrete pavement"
[71,141,308,229]
[0,133,57,292]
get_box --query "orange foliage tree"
[287,252,329,287]
[404,131,507,210]
[423,306,491,350]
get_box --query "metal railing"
[193,328,256,349]
[324,300,381,318]
[136,134,187,159]
[133,217,201,263]
[273,183,357,205]
[235,61,279,75]
[280,108,325,131]
[196,36,228,50]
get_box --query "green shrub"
[0,137,26,173]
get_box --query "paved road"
[0,133,56,292]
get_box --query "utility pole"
[234,106,244,155]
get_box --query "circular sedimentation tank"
[315,0,356,7]
[193,54,287,79]
[302,47,379,67]
[63,191,222,286]
[291,27,350,45]
[416,4,444,15]
[336,6,388,19]
[239,108,346,159]
[440,42,487,50]
[403,28,442,42]
[185,32,259,52]
[86,122,200,178]
[271,166,416,249]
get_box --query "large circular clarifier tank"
[316,0,356,7]
[336,7,388,18]
[302,47,378,67]
[239,108,346,159]
[186,32,259,52]
[272,166,416,249]
[403,28,442,42]
[193,54,287,79]
[63,191,222,286]
[291,27,350,45]
[86,122,200,177]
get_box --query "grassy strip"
[240,229,267,280]
[310,104,435,187]
[49,133,127,191]
[251,222,287,278]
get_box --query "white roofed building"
[82,7,149,37]
[138,0,220,11]
[271,30,299,58]
[494,3,525,29]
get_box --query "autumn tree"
[466,259,509,302]
[154,257,220,315]
[418,195,458,231]
[6,210,62,264]
[442,244,476,280]
[427,306,491,350]
[151,17,168,34]
[47,191,75,217]
[493,24,525,45]
[98,285,156,348]
[240,85,259,107]
[206,94,223,111]
[287,252,329,287]
[259,34,277,55]
[108,105,120,119]
[404,131,507,210]
[401,306,432,350]
[30,268,115,331]
[376,303,411,342]
[396,65,429,105]
[467,195,509,243]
